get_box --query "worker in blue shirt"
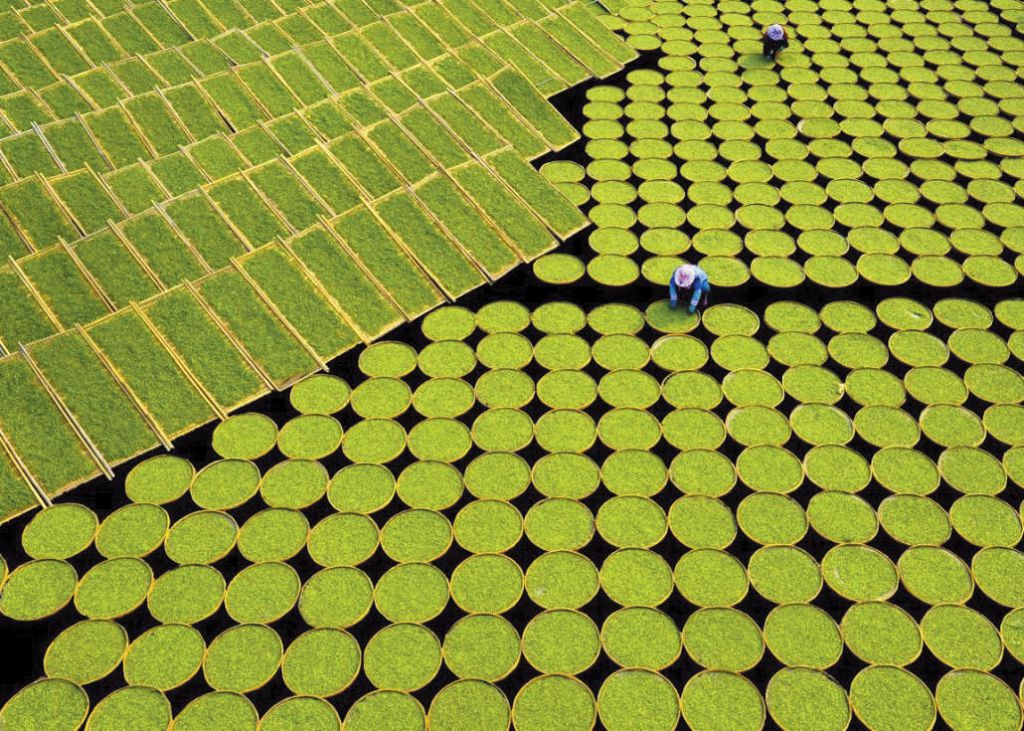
[669,264,711,314]
[763,23,789,60]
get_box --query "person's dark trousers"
[764,38,786,59]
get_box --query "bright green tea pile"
[2,299,1023,730]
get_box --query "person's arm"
[669,277,678,307]
[688,283,702,313]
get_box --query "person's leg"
[688,284,702,314]
[701,283,711,308]
[669,278,678,309]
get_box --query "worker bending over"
[669,264,711,314]
[763,23,788,61]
